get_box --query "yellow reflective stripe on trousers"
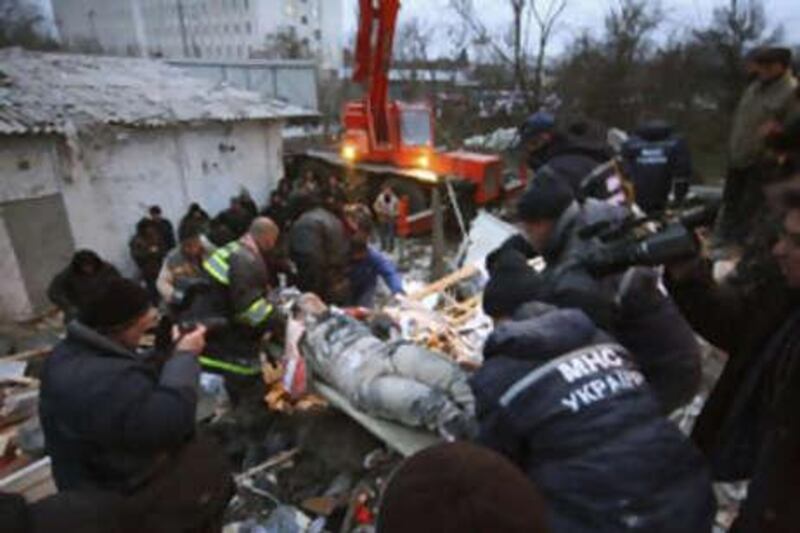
[203,243,238,285]
[237,298,273,327]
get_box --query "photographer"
[492,170,702,413]
[666,184,800,532]
[39,278,232,531]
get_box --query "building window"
[301,15,308,25]
[244,0,249,9]
[245,21,251,34]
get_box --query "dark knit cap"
[517,169,575,222]
[377,442,549,533]
[752,47,793,66]
[81,278,151,330]
[483,250,545,318]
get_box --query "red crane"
[299,0,524,235]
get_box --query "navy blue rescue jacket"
[470,305,715,533]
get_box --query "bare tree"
[449,0,568,110]
[531,0,567,108]
[694,0,779,111]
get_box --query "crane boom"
[353,0,400,147]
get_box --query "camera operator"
[39,278,233,532]
[665,183,800,532]
[491,170,702,413]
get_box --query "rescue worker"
[156,223,215,305]
[717,46,798,245]
[473,268,716,533]
[346,205,405,308]
[48,250,121,323]
[621,119,693,213]
[288,200,352,305]
[489,172,702,413]
[518,111,611,196]
[198,217,280,362]
[39,278,233,531]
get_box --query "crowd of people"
[4,45,799,533]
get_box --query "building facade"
[51,0,344,73]
[0,49,308,321]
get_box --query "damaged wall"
[0,119,285,320]
[61,120,285,274]
[0,136,73,321]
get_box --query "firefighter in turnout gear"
[188,217,280,370]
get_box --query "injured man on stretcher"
[289,294,477,441]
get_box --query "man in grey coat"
[718,47,798,245]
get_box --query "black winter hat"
[377,442,549,533]
[517,169,575,222]
[483,249,545,318]
[81,278,151,331]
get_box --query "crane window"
[400,109,432,147]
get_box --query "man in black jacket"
[39,278,232,531]
[473,266,715,532]
[519,111,611,196]
[288,204,352,305]
[47,250,121,323]
[666,182,800,532]
[621,120,693,213]
[490,173,703,412]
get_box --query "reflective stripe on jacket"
[203,242,273,327]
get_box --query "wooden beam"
[2,347,52,364]
[408,264,480,302]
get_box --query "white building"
[51,0,344,73]
[0,48,310,321]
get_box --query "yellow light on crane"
[342,144,358,162]
[417,154,430,169]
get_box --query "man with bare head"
[193,216,281,364]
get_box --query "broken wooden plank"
[408,264,480,302]
[313,382,440,458]
[0,457,56,502]
[234,448,299,484]
[2,347,52,364]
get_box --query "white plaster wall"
[0,136,62,321]
[0,215,34,321]
[0,137,61,203]
[60,121,284,275]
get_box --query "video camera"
[575,200,720,276]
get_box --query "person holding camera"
[491,170,702,413]
[39,277,233,532]
[666,184,800,532]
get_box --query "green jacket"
[729,71,798,169]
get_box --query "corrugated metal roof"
[0,48,315,136]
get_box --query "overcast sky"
[344,0,800,57]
